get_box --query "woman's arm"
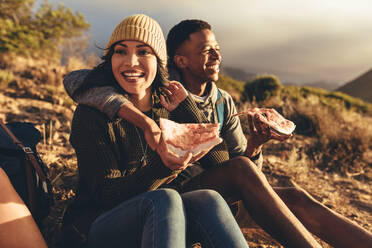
[70,105,179,209]
[63,69,161,150]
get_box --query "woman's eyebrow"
[117,43,127,48]
[136,44,150,48]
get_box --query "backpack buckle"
[23,147,34,154]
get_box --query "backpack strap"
[0,120,47,214]
[216,89,225,132]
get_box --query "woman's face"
[111,40,157,98]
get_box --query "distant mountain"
[283,81,339,91]
[303,81,339,91]
[220,66,256,82]
[336,69,372,103]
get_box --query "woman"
[61,14,248,248]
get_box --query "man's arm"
[63,69,132,120]
[63,69,161,149]
[219,90,263,168]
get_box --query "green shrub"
[243,74,283,102]
[0,0,89,59]
[0,70,14,87]
[215,74,244,100]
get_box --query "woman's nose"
[124,54,139,66]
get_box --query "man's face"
[176,29,221,85]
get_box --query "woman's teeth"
[121,72,145,78]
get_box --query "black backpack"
[0,120,53,226]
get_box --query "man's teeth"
[207,65,219,71]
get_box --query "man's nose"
[210,49,221,61]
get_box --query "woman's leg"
[0,168,47,248]
[182,189,248,248]
[87,188,186,248]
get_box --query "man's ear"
[174,55,188,69]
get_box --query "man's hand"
[245,112,292,157]
[160,81,188,111]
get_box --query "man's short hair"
[166,19,211,68]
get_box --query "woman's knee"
[142,188,184,212]
[194,189,226,205]
[183,190,231,213]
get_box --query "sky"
[35,0,372,85]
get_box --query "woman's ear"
[174,55,188,69]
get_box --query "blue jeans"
[87,188,248,248]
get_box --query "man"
[63,20,372,248]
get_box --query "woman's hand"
[160,81,188,111]
[156,133,193,171]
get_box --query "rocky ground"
[1,68,371,247]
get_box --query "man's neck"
[184,80,208,96]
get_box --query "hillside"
[1,58,371,247]
[220,66,256,82]
[336,69,372,103]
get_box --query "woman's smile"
[111,40,157,98]
[120,70,146,82]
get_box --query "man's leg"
[196,156,321,248]
[0,168,47,248]
[275,186,372,248]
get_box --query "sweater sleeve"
[63,69,131,120]
[170,95,230,167]
[70,105,178,209]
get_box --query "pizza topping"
[159,118,223,156]
[233,108,296,136]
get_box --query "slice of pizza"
[159,118,223,157]
[233,108,296,136]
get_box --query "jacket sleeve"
[63,69,131,120]
[220,91,263,169]
[70,105,178,209]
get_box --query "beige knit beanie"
[105,14,167,67]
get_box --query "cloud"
[39,0,372,83]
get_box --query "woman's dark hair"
[166,19,211,70]
[74,40,168,98]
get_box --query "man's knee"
[223,156,266,188]
[279,187,320,209]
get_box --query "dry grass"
[1,56,371,247]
